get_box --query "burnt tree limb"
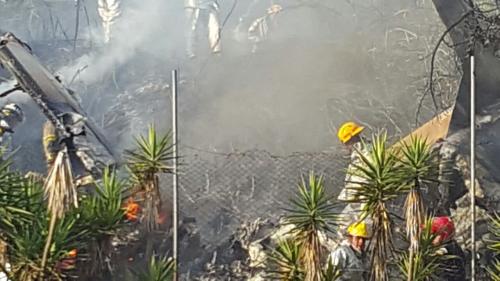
[432,0,500,131]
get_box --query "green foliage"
[321,258,341,281]
[486,261,500,281]
[0,160,128,280]
[397,136,439,281]
[398,218,449,281]
[347,132,404,216]
[6,204,89,280]
[79,167,128,236]
[266,239,305,281]
[397,136,439,191]
[285,172,339,280]
[285,172,339,237]
[0,157,38,233]
[77,167,129,277]
[125,124,174,233]
[283,172,340,280]
[487,213,500,280]
[125,125,174,181]
[347,132,402,281]
[134,255,175,281]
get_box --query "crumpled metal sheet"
[0,32,118,167]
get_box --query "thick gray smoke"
[1,0,441,160]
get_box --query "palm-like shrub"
[0,161,128,280]
[0,156,48,279]
[78,167,128,276]
[133,255,175,281]
[347,132,404,281]
[397,137,439,281]
[266,239,304,281]
[0,157,39,234]
[487,213,500,280]
[284,172,340,281]
[5,203,90,280]
[398,218,446,281]
[321,258,341,281]
[125,125,174,233]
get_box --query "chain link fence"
[159,147,351,273]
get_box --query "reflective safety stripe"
[43,135,56,145]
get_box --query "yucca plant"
[347,132,404,281]
[6,176,88,280]
[133,255,175,281]
[398,217,447,281]
[0,157,38,233]
[0,153,47,279]
[3,167,130,281]
[486,213,500,280]
[0,171,43,279]
[78,167,128,277]
[321,258,341,281]
[5,204,90,281]
[125,124,174,233]
[266,239,305,281]
[397,136,439,281]
[284,172,340,281]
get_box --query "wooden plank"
[393,108,453,148]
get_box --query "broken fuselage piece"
[0,31,119,182]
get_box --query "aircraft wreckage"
[0,31,118,181]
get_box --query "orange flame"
[67,249,77,259]
[157,210,168,225]
[124,197,140,222]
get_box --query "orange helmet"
[338,122,364,144]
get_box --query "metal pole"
[470,55,476,281]
[171,69,179,281]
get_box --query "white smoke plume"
[58,0,180,85]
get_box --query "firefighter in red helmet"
[430,216,466,281]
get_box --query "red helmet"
[431,216,455,241]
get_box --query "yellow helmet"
[347,222,370,238]
[337,122,364,144]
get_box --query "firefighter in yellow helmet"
[337,121,364,147]
[42,120,94,187]
[42,120,60,170]
[329,221,370,281]
[337,122,369,227]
